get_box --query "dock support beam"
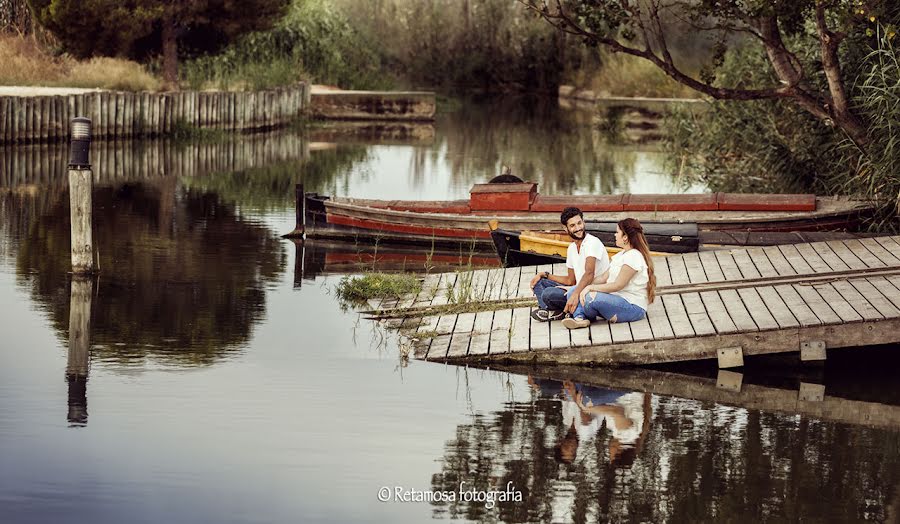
[717,346,744,368]
[800,340,827,362]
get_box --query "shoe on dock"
[562,317,590,329]
[531,309,566,322]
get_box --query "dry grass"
[569,52,700,99]
[0,35,160,91]
[66,57,160,91]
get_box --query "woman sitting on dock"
[563,218,656,329]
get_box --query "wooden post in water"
[68,117,95,274]
[66,275,92,426]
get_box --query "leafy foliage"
[182,0,389,90]
[28,0,289,81]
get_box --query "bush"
[65,57,160,91]
[335,273,421,305]
[664,29,899,229]
[181,0,390,91]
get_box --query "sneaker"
[562,317,590,329]
[530,309,550,322]
[547,310,566,321]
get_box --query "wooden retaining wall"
[0,131,309,188]
[0,83,310,144]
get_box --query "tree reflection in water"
[430,374,900,522]
[8,179,285,366]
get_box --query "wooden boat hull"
[292,188,874,249]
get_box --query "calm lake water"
[1,97,898,523]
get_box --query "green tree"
[27,0,289,87]
[521,0,899,149]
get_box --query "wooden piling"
[68,166,94,274]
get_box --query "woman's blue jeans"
[575,291,646,323]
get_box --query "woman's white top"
[608,248,650,310]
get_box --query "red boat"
[288,182,874,249]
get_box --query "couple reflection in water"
[529,376,651,469]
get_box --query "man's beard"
[568,229,585,241]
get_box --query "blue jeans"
[579,292,646,323]
[533,278,569,311]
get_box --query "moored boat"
[490,228,675,267]
[288,182,874,248]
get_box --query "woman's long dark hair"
[618,218,656,304]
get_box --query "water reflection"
[65,276,93,426]
[292,238,500,287]
[430,371,900,522]
[4,179,285,368]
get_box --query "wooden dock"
[372,236,900,367]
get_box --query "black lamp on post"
[68,117,92,168]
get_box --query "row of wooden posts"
[0,83,310,144]
[0,132,310,188]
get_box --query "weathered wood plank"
[570,315,593,346]
[760,245,796,276]
[698,291,739,334]
[682,252,708,284]
[418,313,441,334]
[413,273,443,307]
[731,248,762,279]
[830,280,883,321]
[874,236,900,262]
[810,241,850,272]
[446,312,477,358]
[809,283,862,323]
[777,244,814,274]
[549,317,572,350]
[841,239,885,268]
[517,265,539,300]
[794,243,832,273]
[736,287,779,331]
[509,307,531,353]
[435,312,458,335]
[589,317,613,345]
[660,294,695,338]
[714,250,744,281]
[850,278,900,319]
[530,308,551,351]
[746,247,778,278]
[655,256,672,287]
[866,276,900,312]
[500,266,522,300]
[858,238,900,266]
[697,251,726,282]
[667,255,690,285]
[755,286,800,328]
[431,273,458,306]
[645,297,675,339]
[718,289,758,331]
[825,240,868,270]
[489,308,513,355]
[609,319,633,344]
[482,268,507,302]
[679,292,715,336]
[427,334,452,361]
[466,310,495,357]
[773,284,820,327]
[791,284,840,325]
[628,314,655,341]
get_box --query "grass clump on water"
[335,273,421,305]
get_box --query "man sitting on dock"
[529,207,610,322]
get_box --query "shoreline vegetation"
[1,0,897,228]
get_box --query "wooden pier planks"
[381,236,900,367]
